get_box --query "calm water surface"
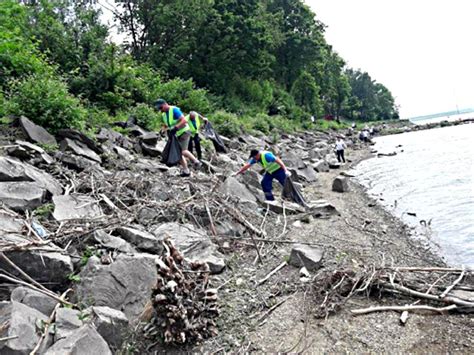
[353,123,474,267]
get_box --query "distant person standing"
[335,137,346,163]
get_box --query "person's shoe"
[194,161,203,169]
[180,169,191,177]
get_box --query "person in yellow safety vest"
[185,111,208,161]
[234,149,291,201]
[154,99,201,177]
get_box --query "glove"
[285,170,292,177]
[170,127,178,135]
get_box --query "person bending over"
[235,149,291,201]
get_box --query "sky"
[305,0,474,118]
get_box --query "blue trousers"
[261,169,286,201]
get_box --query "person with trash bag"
[234,149,291,201]
[154,99,201,176]
[185,111,208,161]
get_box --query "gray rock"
[332,176,349,192]
[55,152,98,172]
[313,160,330,173]
[264,200,305,215]
[88,306,129,349]
[52,194,103,221]
[289,244,324,271]
[282,151,306,169]
[113,146,133,161]
[3,248,73,286]
[57,129,103,154]
[295,165,318,183]
[0,210,24,236]
[114,226,162,254]
[60,138,102,163]
[307,200,338,216]
[92,230,136,253]
[215,221,245,237]
[140,132,159,145]
[18,116,56,145]
[0,301,48,354]
[96,128,131,149]
[135,158,169,173]
[11,286,57,316]
[153,223,225,274]
[0,157,62,195]
[128,125,147,137]
[0,181,46,211]
[141,142,161,157]
[219,177,257,203]
[55,308,83,341]
[45,325,112,355]
[7,140,54,166]
[74,254,157,321]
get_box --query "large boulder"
[153,223,225,274]
[55,152,99,172]
[91,230,136,253]
[219,176,257,203]
[7,140,54,165]
[3,247,74,286]
[74,254,157,321]
[0,181,46,211]
[0,157,62,195]
[264,200,305,215]
[139,132,159,146]
[141,142,161,157]
[332,176,349,192]
[295,165,318,183]
[87,306,129,349]
[60,138,102,163]
[312,160,330,173]
[18,116,56,145]
[0,211,23,236]
[45,325,112,355]
[114,226,162,254]
[11,286,57,316]
[52,194,103,221]
[57,129,103,154]
[0,301,48,354]
[289,244,324,271]
[54,308,83,341]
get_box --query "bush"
[210,110,242,138]
[5,74,86,132]
[127,103,161,131]
[152,78,211,114]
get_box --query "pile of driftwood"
[142,238,218,345]
[312,265,474,320]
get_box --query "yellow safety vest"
[162,106,190,137]
[185,114,201,137]
[260,151,281,174]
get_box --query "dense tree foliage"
[1,0,398,136]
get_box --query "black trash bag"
[161,134,182,167]
[282,177,307,207]
[203,122,227,153]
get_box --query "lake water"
[353,123,474,267]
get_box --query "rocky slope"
[0,116,472,354]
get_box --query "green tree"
[290,71,322,117]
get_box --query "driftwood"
[144,238,218,345]
[312,265,474,318]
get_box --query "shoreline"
[181,142,472,353]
